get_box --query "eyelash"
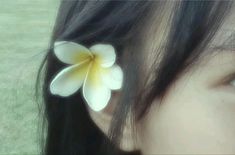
[230,78,235,86]
[226,73,235,87]
[209,72,235,91]
[215,72,235,88]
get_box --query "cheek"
[137,80,235,154]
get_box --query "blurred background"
[0,0,59,154]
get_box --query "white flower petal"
[101,65,123,90]
[54,41,92,64]
[82,63,111,111]
[89,44,116,68]
[50,61,89,97]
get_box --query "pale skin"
[88,3,235,155]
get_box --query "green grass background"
[0,0,59,154]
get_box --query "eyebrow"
[212,31,235,51]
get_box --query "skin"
[137,51,235,154]
[137,4,235,154]
[89,3,235,154]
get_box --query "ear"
[87,92,139,152]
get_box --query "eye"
[225,72,235,88]
[230,78,235,87]
[217,72,235,88]
[209,71,235,91]
[213,72,235,93]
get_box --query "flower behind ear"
[50,41,123,111]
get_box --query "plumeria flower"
[50,41,123,111]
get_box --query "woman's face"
[137,6,235,154]
[88,3,235,154]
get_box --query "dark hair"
[36,1,233,155]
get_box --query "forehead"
[209,4,235,50]
[194,4,235,74]
[142,2,235,69]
